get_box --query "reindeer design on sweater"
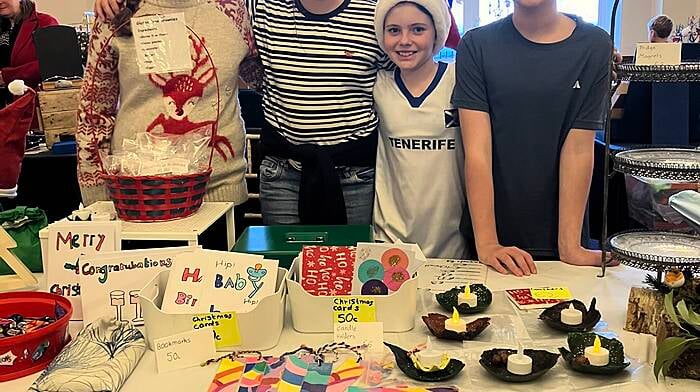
[146,36,234,161]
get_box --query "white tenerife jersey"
[372,62,468,258]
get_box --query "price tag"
[332,296,376,323]
[154,328,216,373]
[192,312,241,348]
[530,287,573,300]
[635,43,681,66]
[333,322,384,353]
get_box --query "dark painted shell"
[421,313,490,341]
[384,342,465,382]
[479,348,560,383]
[538,298,602,332]
[435,284,493,314]
[559,332,630,375]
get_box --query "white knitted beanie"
[374,0,451,55]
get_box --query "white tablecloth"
[3,262,698,391]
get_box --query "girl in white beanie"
[372,0,469,259]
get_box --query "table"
[38,202,237,263]
[3,262,698,391]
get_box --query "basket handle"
[86,15,220,174]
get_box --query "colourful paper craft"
[237,360,269,392]
[300,246,356,296]
[277,354,311,392]
[300,362,332,392]
[258,357,287,392]
[326,359,364,392]
[209,358,245,392]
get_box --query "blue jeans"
[259,156,375,225]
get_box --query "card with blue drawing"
[161,249,279,314]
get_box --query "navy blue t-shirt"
[452,14,611,258]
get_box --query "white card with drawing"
[160,249,278,314]
[79,246,195,325]
[46,221,121,320]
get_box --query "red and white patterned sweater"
[77,0,260,206]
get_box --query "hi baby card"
[161,249,278,314]
[79,246,195,325]
[300,246,356,296]
[352,242,424,295]
[46,221,121,320]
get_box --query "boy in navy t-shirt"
[452,0,614,276]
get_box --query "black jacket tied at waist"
[259,121,377,225]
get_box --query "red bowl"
[0,292,72,382]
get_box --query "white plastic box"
[139,267,287,351]
[286,257,417,333]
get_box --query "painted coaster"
[384,267,410,291]
[361,279,389,295]
[358,260,384,283]
[381,248,409,270]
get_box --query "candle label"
[333,322,383,353]
[332,296,376,323]
[530,287,572,300]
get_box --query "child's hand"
[478,244,537,277]
[94,0,124,22]
[559,246,619,267]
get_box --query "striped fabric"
[247,0,388,145]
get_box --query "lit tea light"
[584,336,609,366]
[507,342,532,375]
[413,336,450,371]
[444,307,467,333]
[560,303,583,325]
[457,284,478,308]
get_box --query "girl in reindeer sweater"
[77,0,261,207]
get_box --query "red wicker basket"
[88,20,220,222]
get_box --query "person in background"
[648,15,673,43]
[453,0,617,276]
[372,0,467,258]
[77,0,260,237]
[0,0,57,108]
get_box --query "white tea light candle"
[584,336,610,366]
[560,303,583,325]
[507,343,533,375]
[413,337,450,371]
[457,285,478,307]
[444,307,467,333]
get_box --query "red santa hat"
[0,80,36,198]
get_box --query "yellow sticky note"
[530,287,573,300]
[332,296,376,323]
[192,312,241,348]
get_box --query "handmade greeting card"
[161,249,278,314]
[79,246,194,325]
[300,246,356,296]
[46,221,121,320]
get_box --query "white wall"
[620,0,660,54]
[34,0,93,25]
[661,0,698,27]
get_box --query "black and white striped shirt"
[248,0,388,145]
